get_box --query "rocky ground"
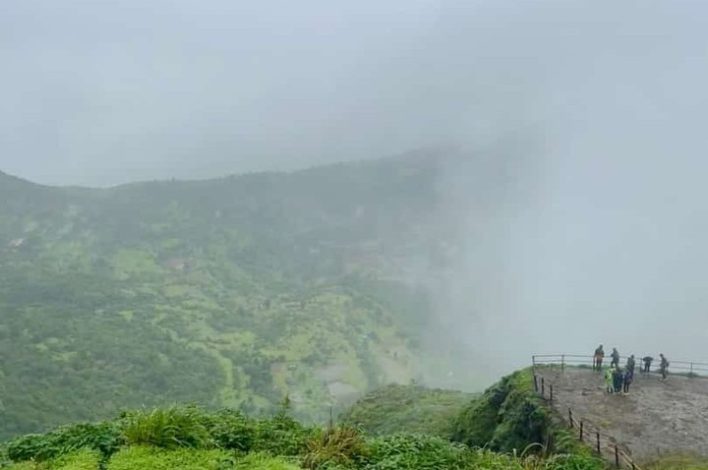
[536,366,708,463]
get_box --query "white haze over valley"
[3,0,708,387]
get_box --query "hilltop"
[0,152,472,440]
[536,366,708,463]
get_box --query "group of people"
[592,345,670,395]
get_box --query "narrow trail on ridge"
[536,367,708,463]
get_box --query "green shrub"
[302,427,367,469]
[1,462,39,470]
[106,446,232,470]
[0,449,101,470]
[363,433,472,469]
[6,423,122,462]
[466,449,524,469]
[49,449,101,469]
[5,434,49,463]
[539,453,604,470]
[452,370,551,453]
[251,415,314,457]
[203,410,255,451]
[489,392,548,452]
[119,406,212,449]
[234,452,302,470]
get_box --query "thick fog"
[420,1,708,385]
[4,1,708,386]
[4,1,706,187]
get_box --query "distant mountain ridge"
[0,151,467,440]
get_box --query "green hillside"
[0,156,460,440]
[340,384,475,438]
[0,374,606,470]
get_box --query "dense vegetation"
[452,369,583,455]
[0,380,606,470]
[340,384,475,438]
[0,155,459,439]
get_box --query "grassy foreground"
[6,369,702,469]
[0,374,607,470]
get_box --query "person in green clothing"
[605,366,614,393]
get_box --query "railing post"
[615,445,620,468]
[532,355,536,373]
[579,421,584,442]
[550,384,554,403]
[596,432,601,454]
[541,377,545,397]
[568,408,573,428]
[534,374,539,392]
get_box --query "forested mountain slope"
[0,154,464,439]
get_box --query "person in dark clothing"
[610,348,620,368]
[659,354,669,380]
[642,356,653,374]
[612,367,624,394]
[626,355,636,375]
[593,345,605,371]
[623,367,634,393]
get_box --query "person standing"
[605,366,614,393]
[610,348,620,368]
[594,345,605,371]
[613,366,624,394]
[659,354,669,380]
[623,366,634,394]
[626,355,636,375]
[642,356,653,374]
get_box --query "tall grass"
[119,406,212,449]
[302,426,367,469]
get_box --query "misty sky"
[4,1,708,382]
[2,1,707,187]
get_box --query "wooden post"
[568,408,573,427]
[541,377,545,397]
[534,375,539,392]
[579,421,584,442]
[532,355,536,373]
[615,445,620,468]
[550,384,554,402]
[596,432,601,454]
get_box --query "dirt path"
[536,367,708,463]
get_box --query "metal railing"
[532,354,708,377]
